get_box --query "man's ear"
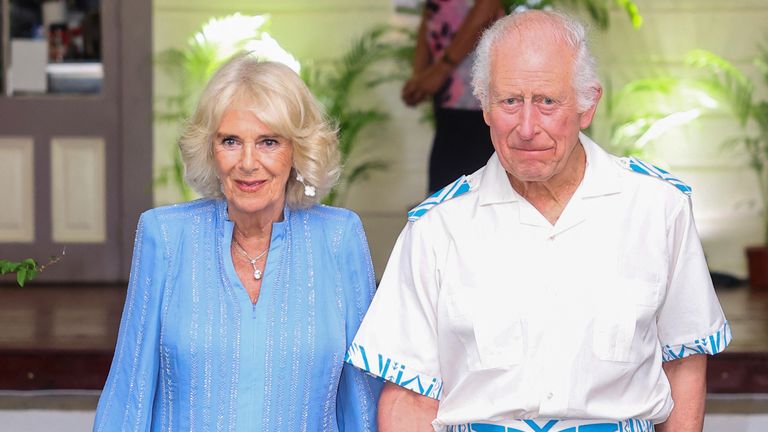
[579,85,603,129]
[483,108,491,126]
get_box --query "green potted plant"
[685,45,768,289]
[301,26,413,204]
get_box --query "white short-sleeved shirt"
[346,134,731,430]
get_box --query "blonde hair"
[179,55,340,208]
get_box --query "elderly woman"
[94,56,381,431]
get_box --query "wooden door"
[0,0,152,282]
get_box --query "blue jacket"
[94,199,381,431]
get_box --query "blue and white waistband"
[446,418,654,432]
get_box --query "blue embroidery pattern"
[661,321,732,361]
[446,419,654,432]
[620,157,692,195]
[408,175,471,221]
[345,343,443,399]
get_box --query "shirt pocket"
[445,291,524,371]
[592,277,660,363]
[473,310,524,369]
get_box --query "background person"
[94,56,381,431]
[348,10,729,432]
[402,0,503,193]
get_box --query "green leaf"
[0,260,16,274]
[16,268,27,287]
[614,0,643,28]
[27,268,39,281]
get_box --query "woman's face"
[213,107,294,223]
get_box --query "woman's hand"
[401,61,453,106]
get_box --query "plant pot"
[746,245,768,290]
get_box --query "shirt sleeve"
[336,212,383,431]
[345,219,444,400]
[657,198,732,362]
[93,210,165,431]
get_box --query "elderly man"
[346,9,730,432]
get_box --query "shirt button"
[546,392,554,399]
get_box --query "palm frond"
[686,49,753,126]
[346,160,389,185]
[613,0,643,28]
[338,110,389,159]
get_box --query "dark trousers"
[429,107,495,193]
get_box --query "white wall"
[582,0,768,277]
[153,0,768,278]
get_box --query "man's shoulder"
[407,170,483,223]
[613,155,693,197]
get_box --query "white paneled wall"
[153,0,768,278]
[50,137,106,243]
[0,138,34,242]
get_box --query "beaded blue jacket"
[94,199,381,431]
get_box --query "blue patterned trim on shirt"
[345,343,443,399]
[620,157,692,196]
[661,321,732,361]
[447,418,654,432]
[408,175,471,222]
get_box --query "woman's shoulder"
[142,198,221,226]
[299,204,362,229]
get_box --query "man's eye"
[504,97,520,105]
[543,97,555,105]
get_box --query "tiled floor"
[714,284,768,352]
[0,393,766,432]
[0,285,124,352]
[0,282,767,393]
[1,283,765,352]
[0,286,768,426]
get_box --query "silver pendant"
[253,269,262,280]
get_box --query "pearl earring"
[296,172,316,197]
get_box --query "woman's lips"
[235,179,266,192]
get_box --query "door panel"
[0,0,152,282]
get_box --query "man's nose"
[517,103,536,140]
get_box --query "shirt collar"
[478,132,621,206]
[577,132,622,198]
[478,152,520,205]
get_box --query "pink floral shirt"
[426,0,483,110]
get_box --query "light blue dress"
[94,199,381,431]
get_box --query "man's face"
[483,31,599,185]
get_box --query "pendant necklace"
[232,237,268,280]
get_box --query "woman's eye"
[258,138,281,151]
[221,137,238,147]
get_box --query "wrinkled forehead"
[218,88,296,138]
[497,17,578,60]
[489,31,577,93]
